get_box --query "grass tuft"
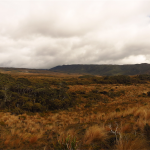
[83,125,107,145]
[115,135,148,150]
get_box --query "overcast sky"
[0,0,150,69]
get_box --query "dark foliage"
[50,63,150,76]
[0,73,74,114]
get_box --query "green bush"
[22,102,33,111]
[16,78,31,86]
[0,90,4,99]
[0,73,73,112]
[39,112,46,117]
[137,74,150,81]
[33,103,43,112]
[49,99,63,110]
[12,107,23,115]
[62,99,71,109]
[108,90,125,98]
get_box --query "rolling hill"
[49,63,150,75]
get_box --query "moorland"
[0,69,150,149]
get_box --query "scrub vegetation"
[0,71,150,149]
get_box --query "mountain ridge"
[49,63,150,76]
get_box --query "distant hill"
[49,63,150,76]
[0,67,50,74]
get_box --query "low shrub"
[12,107,24,115]
[22,102,33,111]
[33,103,43,112]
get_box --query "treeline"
[65,74,150,85]
[0,73,74,114]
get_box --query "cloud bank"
[0,0,150,68]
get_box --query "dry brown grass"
[83,125,107,145]
[57,129,77,144]
[29,135,38,144]
[0,76,150,149]
[115,136,148,150]
[121,124,132,133]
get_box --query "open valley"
[0,71,150,149]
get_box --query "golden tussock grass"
[29,136,38,144]
[83,125,107,145]
[14,139,21,147]
[115,136,148,150]
[121,124,133,133]
[3,135,12,148]
[135,118,147,129]
[4,139,10,146]
[134,108,145,118]
[1,78,150,149]
[57,129,77,144]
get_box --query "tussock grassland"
[1,73,150,149]
[1,104,150,149]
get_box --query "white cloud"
[0,0,150,68]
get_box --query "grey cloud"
[0,1,150,68]
[9,3,99,39]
